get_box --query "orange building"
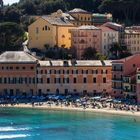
[0,52,38,96]
[0,51,112,96]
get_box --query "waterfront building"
[99,26,119,57]
[92,13,112,26]
[28,16,76,49]
[112,54,140,103]
[0,51,38,96]
[0,51,112,96]
[70,26,102,59]
[125,29,140,54]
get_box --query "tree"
[95,53,107,60]
[0,22,24,52]
[110,42,131,59]
[99,0,140,25]
[82,47,97,60]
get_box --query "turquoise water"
[0,108,140,140]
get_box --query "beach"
[2,103,140,117]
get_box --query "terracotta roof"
[99,26,116,32]
[42,16,74,26]
[112,54,140,63]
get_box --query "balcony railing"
[112,69,123,72]
[112,78,123,81]
[112,87,123,90]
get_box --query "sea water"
[0,108,140,140]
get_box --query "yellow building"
[68,8,92,26]
[28,16,76,49]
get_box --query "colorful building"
[112,54,140,103]
[0,51,112,96]
[28,16,76,49]
[0,51,38,96]
[68,8,92,26]
[70,26,102,59]
[125,29,140,54]
[103,22,125,46]
[99,26,119,57]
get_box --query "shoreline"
[2,103,140,117]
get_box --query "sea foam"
[0,127,31,132]
[0,134,30,139]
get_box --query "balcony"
[112,78,123,81]
[112,87,123,91]
[112,69,123,72]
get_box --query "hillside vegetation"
[0,0,140,25]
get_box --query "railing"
[112,87,123,90]
[112,78,123,81]
[112,69,123,72]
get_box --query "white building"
[99,26,119,57]
[125,29,140,54]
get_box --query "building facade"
[28,16,76,49]
[99,26,119,57]
[68,8,92,26]
[103,22,125,46]
[125,29,140,54]
[112,54,140,103]
[71,26,102,59]
[0,52,38,96]
[0,51,112,96]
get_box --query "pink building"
[112,54,140,103]
[71,26,102,59]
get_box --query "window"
[63,78,69,84]
[103,77,106,83]
[73,78,77,83]
[36,27,39,34]
[65,89,68,94]
[63,70,69,74]
[93,77,96,83]
[83,77,87,83]
[47,89,50,92]
[22,67,26,70]
[47,78,50,84]
[31,66,34,70]
[82,70,88,74]
[133,64,136,67]
[93,70,98,74]
[4,77,7,84]
[37,78,43,84]
[55,78,61,84]
[138,76,140,80]
[73,89,77,92]
[16,67,19,70]
[73,70,78,74]
[62,35,65,38]
[10,67,13,70]
[45,25,47,30]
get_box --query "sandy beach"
[2,103,140,117]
